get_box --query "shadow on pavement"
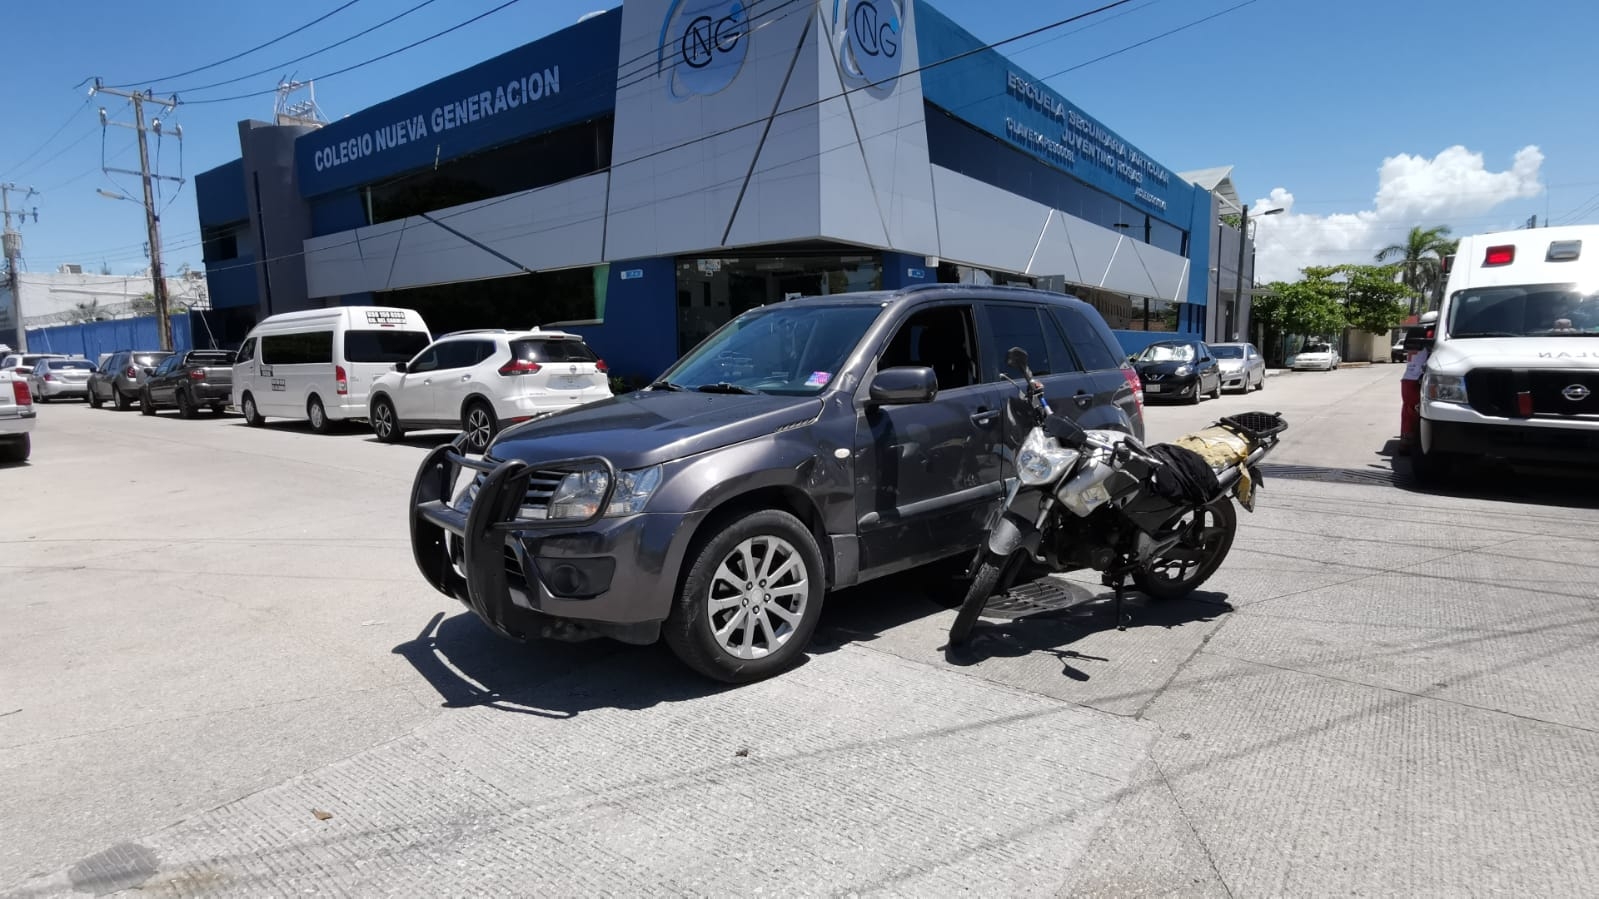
[938,590,1233,675]
[392,611,731,717]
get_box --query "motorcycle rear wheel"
[948,556,1010,646]
[1133,498,1237,601]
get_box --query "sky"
[2,0,1596,285]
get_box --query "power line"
[166,0,446,96]
[1,98,93,180]
[182,0,531,104]
[1045,0,1261,79]
[103,0,369,89]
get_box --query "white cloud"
[1250,145,1545,283]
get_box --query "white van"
[233,306,432,432]
[1412,225,1599,483]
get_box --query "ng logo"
[659,0,749,100]
[837,0,903,89]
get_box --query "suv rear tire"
[462,399,498,453]
[114,387,132,411]
[664,510,826,684]
[176,389,198,419]
[0,434,29,464]
[140,389,157,416]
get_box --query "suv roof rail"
[439,328,509,337]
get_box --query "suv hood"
[488,391,824,469]
[1431,337,1599,373]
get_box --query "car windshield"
[1135,343,1195,362]
[1211,346,1244,359]
[659,304,883,395]
[1301,344,1331,354]
[1447,284,1599,337]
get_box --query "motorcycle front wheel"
[1132,497,1238,601]
[948,555,1012,646]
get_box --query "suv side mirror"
[868,366,938,406]
[394,361,408,373]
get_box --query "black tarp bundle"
[1146,442,1220,505]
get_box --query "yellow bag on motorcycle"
[1174,426,1256,511]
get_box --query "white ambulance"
[233,307,432,433]
[1412,225,1599,483]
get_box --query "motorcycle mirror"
[1005,347,1030,372]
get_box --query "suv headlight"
[547,464,662,519]
[1173,364,1192,377]
[1016,429,1080,486]
[1423,373,1469,404]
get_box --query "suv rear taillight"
[595,359,608,373]
[188,369,206,381]
[1120,365,1144,411]
[499,359,541,376]
[125,366,138,378]
[335,364,348,396]
[12,380,30,406]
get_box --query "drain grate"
[1257,463,1400,487]
[982,578,1096,619]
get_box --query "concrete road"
[4,366,1598,896]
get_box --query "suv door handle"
[1073,391,1093,408]
[460,375,471,382]
[970,408,998,427]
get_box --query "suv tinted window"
[879,305,979,391]
[187,351,234,366]
[434,341,483,371]
[1050,305,1124,371]
[133,353,171,368]
[343,329,431,363]
[982,304,1080,378]
[512,338,599,364]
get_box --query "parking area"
[5,365,1599,895]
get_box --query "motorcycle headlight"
[1423,373,1468,404]
[1173,364,1192,377]
[1016,429,1080,486]
[546,464,662,520]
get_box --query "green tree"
[1340,263,1410,334]
[1257,265,1348,349]
[1375,225,1453,314]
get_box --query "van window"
[1051,306,1124,371]
[262,331,334,365]
[236,338,257,363]
[343,329,431,363]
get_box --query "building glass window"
[372,263,610,337]
[202,224,242,263]
[674,252,882,357]
[365,116,613,225]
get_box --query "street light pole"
[1233,205,1283,342]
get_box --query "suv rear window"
[187,351,235,365]
[344,329,431,363]
[52,360,96,370]
[511,338,598,363]
[133,353,171,367]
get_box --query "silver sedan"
[1209,342,1267,392]
[29,358,96,402]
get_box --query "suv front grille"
[1466,368,1599,419]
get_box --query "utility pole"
[1234,204,1284,343]
[93,81,183,351]
[1,184,38,352]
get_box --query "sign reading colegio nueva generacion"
[295,11,621,198]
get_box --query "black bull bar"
[409,433,617,640]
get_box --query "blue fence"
[25,314,200,361]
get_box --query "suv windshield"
[1134,343,1195,363]
[660,304,882,395]
[1211,346,1244,359]
[1447,284,1599,337]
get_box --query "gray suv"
[89,350,173,410]
[410,285,1144,683]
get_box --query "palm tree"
[1376,225,1454,315]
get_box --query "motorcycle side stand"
[1102,569,1133,631]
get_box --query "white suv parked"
[367,329,613,451]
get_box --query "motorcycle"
[948,347,1287,646]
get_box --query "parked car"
[1210,342,1267,392]
[1128,339,1223,403]
[408,285,1145,683]
[233,306,432,432]
[140,350,237,417]
[28,357,95,402]
[2,352,68,379]
[369,328,613,452]
[88,350,174,410]
[1291,342,1341,371]
[0,369,34,463]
